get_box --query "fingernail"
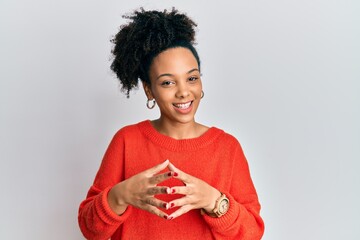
[163,215,168,220]
[171,189,176,194]
[170,203,175,208]
[174,172,179,177]
[162,203,167,209]
[167,172,172,177]
[168,216,173,220]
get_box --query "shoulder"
[112,120,147,141]
[210,127,244,154]
[214,127,240,145]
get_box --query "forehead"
[150,47,199,76]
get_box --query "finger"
[146,186,170,195]
[142,205,169,219]
[142,197,170,210]
[168,195,192,209]
[148,171,173,185]
[167,161,178,172]
[167,205,193,220]
[145,159,169,176]
[169,186,192,195]
[168,162,191,183]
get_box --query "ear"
[142,81,154,100]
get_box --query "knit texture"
[78,120,264,239]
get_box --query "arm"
[78,130,175,239]
[203,144,264,239]
[167,141,264,239]
[78,131,130,240]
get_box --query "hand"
[108,159,173,219]
[167,162,221,220]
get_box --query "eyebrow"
[156,68,200,80]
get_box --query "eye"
[188,76,199,82]
[161,81,174,86]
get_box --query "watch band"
[201,193,230,218]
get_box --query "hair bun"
[110,8,198,97]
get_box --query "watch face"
[219,199,229,214]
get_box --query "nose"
[175,82,190,98]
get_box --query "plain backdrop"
[1,0,359,239]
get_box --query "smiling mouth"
[173,101,193,109]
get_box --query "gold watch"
[202,193,230,218]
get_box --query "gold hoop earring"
[201,90,204,99]
[146,99,156,109]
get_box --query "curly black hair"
[110,7,201,97]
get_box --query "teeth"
[174,102,191,109]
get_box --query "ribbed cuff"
[202,192,239,231]
[95,186,132,225]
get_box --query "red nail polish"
[174,172,178,177]
[163,203,167,208]
[170,203,175,208]
[163,215,168,220]
[167,172,172,177]
[168,216,173,220]
[171,189,176,194]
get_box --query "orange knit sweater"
[78,120,264,240]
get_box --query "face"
[144,47,202,125]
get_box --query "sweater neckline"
[137,120,224,152]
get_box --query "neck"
[151,118,199,140]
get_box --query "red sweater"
[78,120,264,239]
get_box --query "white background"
[1,0,359,239]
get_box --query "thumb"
[168,162,178,172]
[146,159,169,175]
[168,162,191,184]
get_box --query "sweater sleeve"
[78,130,132,240]
[203,140,265,239]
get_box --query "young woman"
[78,8,264,240]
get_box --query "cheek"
[153,89,173,103]
[195,85,203,98]
[196,81,203,93]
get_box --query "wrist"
[202,192,230,218]
[107,184,128,215]
[203,189,221,213]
